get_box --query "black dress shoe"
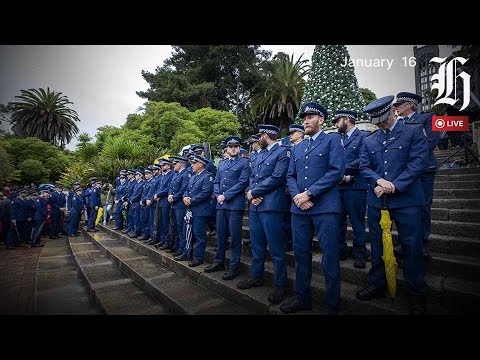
[112,227,121,230]
[142,237,151,242]
[204,262,225,273]
[356,285,386,301]
[173,250,183,257]
[354,258,366,269]
[138,236,146,240]
[159,244,170,250]
[6,245,19,250]
[174,254,188,261]
[280,298,312,314]
[121,229,129,234]
[237,277,264,290]
[31,244,44,247]
[393,245,403,257]
[188,259,204,267]
[145,240,154,245]
[222,269,240,281]
[268,286,287,304]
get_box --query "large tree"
[300,45,366,126]
[9,88,80,147]
[0,137,70,184]
[250,52,309,134]
[137,45,271,117]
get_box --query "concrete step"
[35,237,101,315]
[431,208,480,223]
[83,229,249,315]
[240,224,480,270]
[437,167,480,175]
[242,219,480,241]
[434,189,480,199]
[68,235,171,315]
[98,225,349,315]
[206,244,478,314]
[214,230,480,282]
[99,225,460,314]
[432,198,480,210]
[435,174,480,182]
[434,181,480,190]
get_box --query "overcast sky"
[0,45,453,150]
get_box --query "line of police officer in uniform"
[2,91,436,315]
[41,90,432,315]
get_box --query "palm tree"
[250,52,309,132]
[9,87,80,147]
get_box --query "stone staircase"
[68,165,480,315]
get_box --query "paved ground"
[0,236,100,315]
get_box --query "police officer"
[190,145,217,176]
[394,92,439,258]
[287,124,305,147]
[87,180,102,232]
[31,189,49,247]
[139,167,153,241]
[146,164,162,243]
[182,153,214,267]
[333,110,369,268]
[129,170,144,238]
[357,95,428,315]
[68,188,85,237]
[237,124,289,305]
[205,136,251,280]
[5,189,28,248]
[281,102,345,314]
[50,184,66,239]
[154,160,174,249]
[244,135,261,165]
[282,124,305,252]
[115,168,127,188]
[113,175,127,230]
[168,156,191,258]
[67,181,81,211]
[122,169,137,234]
[25,190,37,244]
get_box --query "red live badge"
[432,116,469,132]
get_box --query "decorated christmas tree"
[299,45,367,126]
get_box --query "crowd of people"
[1,91,442,315]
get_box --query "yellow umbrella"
[380,196,397,300]
[95,207,104,226]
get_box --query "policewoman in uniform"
[205,136,251,280]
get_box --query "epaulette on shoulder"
[366,129,380,137]
[280,144,291,148]
[328,132,342,136]
[405,120,420,124]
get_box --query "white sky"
[0,45,453,150]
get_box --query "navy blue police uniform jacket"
[214,156,251,211]
[70,194,85,213]
[33,197,48,221]
[184,170,214,216]
[249,143,289,213]
[169,169,190,210]
[339,128,369,190]
[156,171,174,207]
[402,112,440,173]
[287,132,345,215]
[359,121,428,209]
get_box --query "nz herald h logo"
[430,57,471,111]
